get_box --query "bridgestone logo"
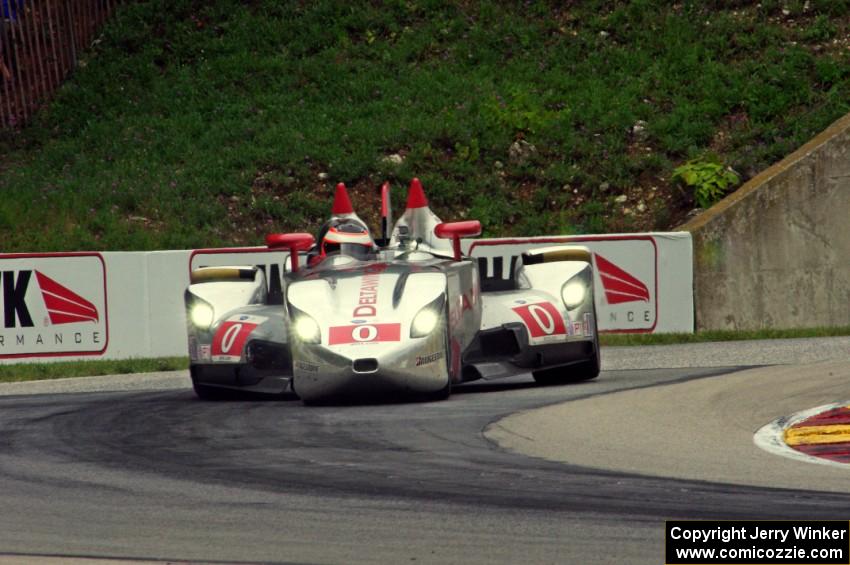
[415,351,444,366]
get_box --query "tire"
[192,383,227,400]
[574,347,601,381]
[533,307,601,385]
[533,350,600,385]
[191,377,230,400]
[423,378,452,401]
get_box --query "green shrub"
[672,159,740,208]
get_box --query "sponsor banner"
[465,233,693,333]
[589,238,656,332]
[0,253,108,359]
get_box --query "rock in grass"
[508,140,537,165]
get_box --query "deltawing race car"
[185,179,600,403]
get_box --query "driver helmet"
[320,220,375,260]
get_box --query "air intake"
[352,358,379,373]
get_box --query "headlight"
[411,309,439,337]
[189,302,214,329]
[410,295,444,338]
[293,314,321,343]
[561,280,587,309]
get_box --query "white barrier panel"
[464,232,693,334]
[0,231,693,363]
[139,250,193,360]
[0,251,189,363]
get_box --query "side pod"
[186,266,268,330]
[517,245,594,312]
[521,245,592,266]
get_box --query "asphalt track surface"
[0,338,849,565]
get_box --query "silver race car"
[185,179,600,403]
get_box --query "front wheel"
[192,381,231,400]
[533,308,601,385]
[421,378,452,401]
[191,367,231,400]
[532,350,600,385]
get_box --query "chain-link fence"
[1,0,119,129]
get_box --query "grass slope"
[1,0,849,251]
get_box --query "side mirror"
[435,220,481,261]
[266,233,315,272]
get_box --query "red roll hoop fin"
[405,178,429,209]
[332,183,354,215]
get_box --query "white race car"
[185,179,599,403]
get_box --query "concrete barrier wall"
[681,112,850,331]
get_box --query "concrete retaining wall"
[681,112,850,331]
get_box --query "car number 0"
[220,323,243,353]
[351,324,378,342]
[527,304,556,335]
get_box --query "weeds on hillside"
[672,159,740,209]
[0,0,849,251]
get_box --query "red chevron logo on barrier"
[35,271,99,324]
[594,254,650,304]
